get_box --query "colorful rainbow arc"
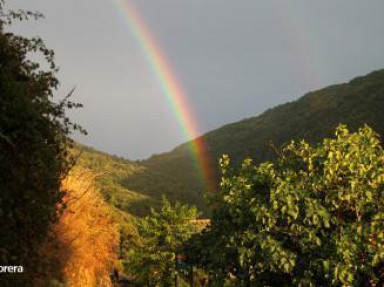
[113,0,214,190]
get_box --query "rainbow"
[113,0,214,190]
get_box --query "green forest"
[2,1,384,286]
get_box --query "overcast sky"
[8,0,384,159]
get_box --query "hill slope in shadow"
[125,69,384,211]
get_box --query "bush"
[124,197,199,285]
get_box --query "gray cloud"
[8,0,384,159]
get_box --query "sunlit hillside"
[72,144,159,216]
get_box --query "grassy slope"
[71,143,160,216]
[74,69,384,215]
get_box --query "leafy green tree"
[186,125,384,286]
[124,197,199,286]
[0,1,84,283]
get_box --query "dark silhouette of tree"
[0,1,84,284]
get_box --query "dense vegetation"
[66,67,384,286]
[122,197,199,286]
[120,125,384,286]
[72,124,384,286]
[0,2,84,284]
[187,125,384,286]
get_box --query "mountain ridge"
[74,68,384,215]
[125,68,384,211]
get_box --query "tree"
[186,125,384,286]
[124,197,199,286]
[0,1,84,284]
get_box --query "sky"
[7,0,384,160]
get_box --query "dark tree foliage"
[0,1,84,283]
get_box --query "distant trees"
[185,125,384,286]
[0,1,84,283]
[124,197,199,285]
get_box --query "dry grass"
[37,170,119,287]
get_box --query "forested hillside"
[77,69,384,216]
[125,69,384,211]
